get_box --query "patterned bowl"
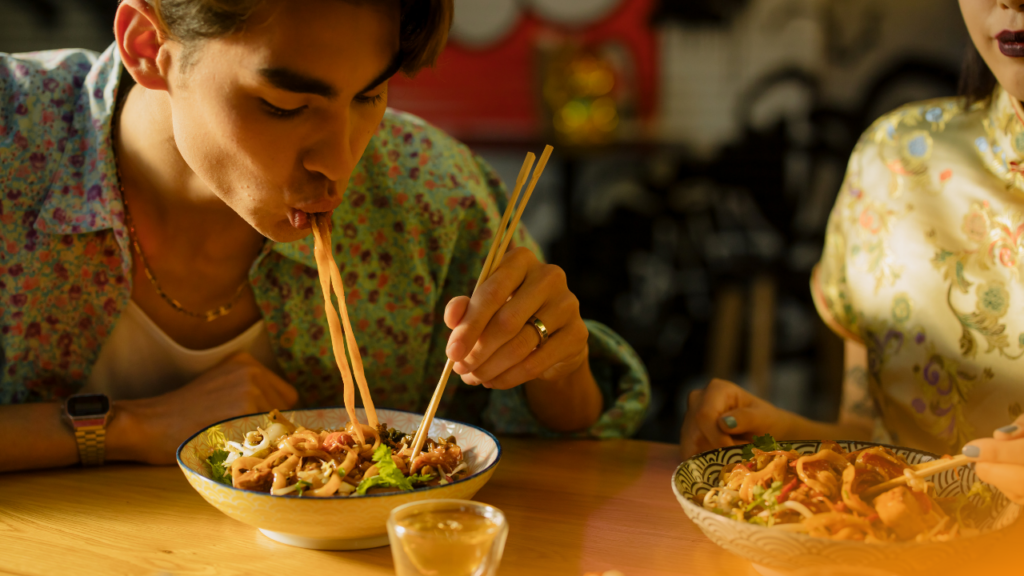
[177,407,501,550]
[672,441,1020,575]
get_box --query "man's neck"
[114,83,265,263]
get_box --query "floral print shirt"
[813,85,1024,454]
[0,45,650,439]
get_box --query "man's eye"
[261,99,306,118]
[355,93,384,106]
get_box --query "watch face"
[67,394,110,418]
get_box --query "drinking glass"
[387,499,508,576]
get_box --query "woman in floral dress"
[681,0,1024,505]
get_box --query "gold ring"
[528,316,549,347]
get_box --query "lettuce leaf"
[355,443,433,495]
[206,449,232,486]
[741,434,792,460]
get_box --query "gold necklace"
[113,150,250,323]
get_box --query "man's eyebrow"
[259,67,339,99]
[357,50,403,94]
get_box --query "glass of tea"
[387,499,509,576]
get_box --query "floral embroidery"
[891,293,912,325]
[849,198,907,291]
[815,88,1024,455]
[875,104,956,198]
[945,281,1023,360]
[987,210,1024,275]
[0,45,650,440]
[913,343,989,452]
[962,202,991,244]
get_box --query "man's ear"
[114,0,175,92]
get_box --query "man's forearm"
[0,403,79,473]
[524,360,603,433]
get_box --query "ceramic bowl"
[671,440,1020,575]
[177,407,501,550]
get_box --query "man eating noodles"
[0,0,649,472]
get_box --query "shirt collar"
[29,43,324,270]
[33,44,129,250]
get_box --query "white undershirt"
[83,301,282,400]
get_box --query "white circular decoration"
[450,0,522,49]
[524,0,623,27]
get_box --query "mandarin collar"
[978,84,1024,192]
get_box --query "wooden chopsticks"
[861,454,971,500]
[408,145,554,459]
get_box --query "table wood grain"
[1,438,1021,576]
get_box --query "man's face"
[166,0,400,242]
[961,0,1024,100]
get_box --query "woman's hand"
[444,247,589,390]
[680,378,797,460]
[962,414,1024,505]
[109,352,298,465]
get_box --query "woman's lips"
[997,30,1024,57]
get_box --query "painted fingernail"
[722,415,738,429]
[962,445,980,458]
[997,424,1020,434]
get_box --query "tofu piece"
[874,486,938,540]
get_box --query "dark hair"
[958,41,998,107]
[148,0,452,75]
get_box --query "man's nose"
[303,110,356,184]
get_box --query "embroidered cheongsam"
[0,45,650,439]
[813,85,1024,455]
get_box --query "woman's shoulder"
[853,95,985,160]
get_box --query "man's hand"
[109,352,298,465]
[444,247,589,390]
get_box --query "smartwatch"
[64,393,112,466]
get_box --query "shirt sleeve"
[430,150,650,438]
[811,136,866,344]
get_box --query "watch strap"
[73,422,107,466]
[71,414,108,469]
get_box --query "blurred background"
[0,0,970,442]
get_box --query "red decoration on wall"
[388,0,657,143]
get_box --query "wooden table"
[0,439,755,576]
[2,438,1022,576]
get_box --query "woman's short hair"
[147,0,452,75]
[959,41,998,107]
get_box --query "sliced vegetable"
[206,449,232,486]
[355,443,434,495]
[741,434,793,460]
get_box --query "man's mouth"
[996,30,1024,57]
[288,207,333,230]
[287,195,341,229]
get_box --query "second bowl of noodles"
[177,407,501,550]
[672,440,1020,574]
